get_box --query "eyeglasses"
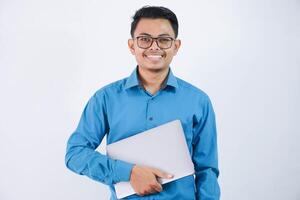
[135,36,175,49]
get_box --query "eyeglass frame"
[134,35,176,49]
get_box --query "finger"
[141,188,156,196]
[151,182,162,192]
[149,187,158,194]
[147,186,161,195]
[151,168,173,179]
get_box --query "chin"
[141,64,167,72]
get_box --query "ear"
[128,39,135,55]
[173,39,181,56]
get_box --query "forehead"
[134,18,175,37]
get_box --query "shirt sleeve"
[192,95,221,200]
[65,91,134,185]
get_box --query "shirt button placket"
[146,97,154,127]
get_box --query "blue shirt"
[65,67,220,200]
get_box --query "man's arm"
[65,91,133,185]
[192,95,220,200]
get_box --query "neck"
[137,66,169,94]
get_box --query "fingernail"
[168,174,174,178]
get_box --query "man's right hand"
[129,165,174,196]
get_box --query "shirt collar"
[124,66,178,90]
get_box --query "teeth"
[147,55,162,58]
[144,54,163,62]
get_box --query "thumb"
[151,168,173,179]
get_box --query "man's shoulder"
[175,76,210,100]
[93,77,128,97]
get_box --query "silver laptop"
[106,119,195,199]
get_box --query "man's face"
[128,18,181,72]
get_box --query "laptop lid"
[106,119,195,199]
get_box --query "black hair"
[130,6,179,38]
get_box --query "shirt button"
[149,117,153,121]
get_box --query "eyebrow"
[138,33,172,37]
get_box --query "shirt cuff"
[114,159,134,183]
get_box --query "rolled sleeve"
[113,160,134,182]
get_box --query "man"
[65,6,220,200]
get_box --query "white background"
[0,0,299,200]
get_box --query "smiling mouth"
[144,54,164,62]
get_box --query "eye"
[158,37,172,43]
[139,37,151,42]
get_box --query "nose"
[149,39,160,50]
